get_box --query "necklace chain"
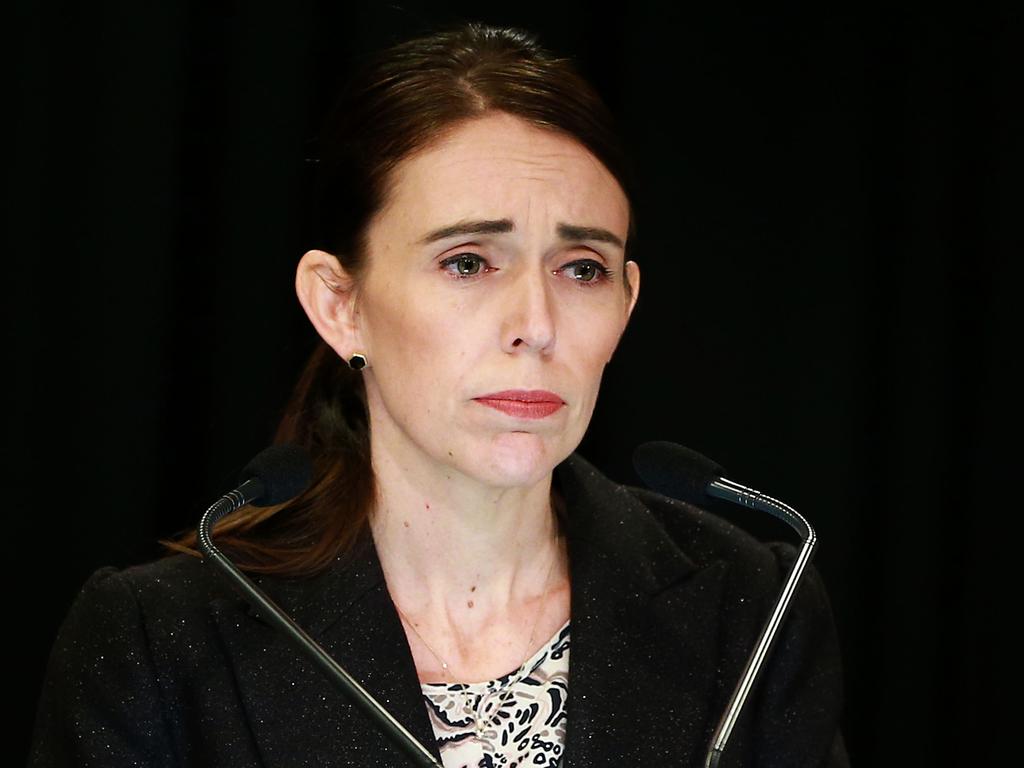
[392,539,562,734]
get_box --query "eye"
[440,253,491,277]
[559,259,611,285]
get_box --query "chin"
[474,432,573,488]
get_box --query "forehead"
[371,113,630,244]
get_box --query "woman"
[29,22,848,768]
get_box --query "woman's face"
[340,112,638,489]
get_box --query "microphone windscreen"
[632,441,726,505]
[239,444,313,506]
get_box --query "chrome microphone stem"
[703,478,818,768]
[197,482,443,768]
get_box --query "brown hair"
[161,21,639,577]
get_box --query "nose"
[501,265,556,355]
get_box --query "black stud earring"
[347,354,367,371]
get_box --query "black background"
[11,2,1017,764]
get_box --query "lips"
[473,389,565,419]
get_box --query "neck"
[365,431,573,683]
[369,443,565,615]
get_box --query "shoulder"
[560,455,847,762]
[67,552,226,621]
[559,451,787,588]
[52,552,243,674]
[617,476,837,613]
[558,451,841,655]
[626,482,780,567]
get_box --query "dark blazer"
[29,453,848,767]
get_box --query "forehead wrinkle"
[383,123,627,249]
[440,144,585,169]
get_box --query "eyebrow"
[417,218,624,249]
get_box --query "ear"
[624,260,641,321]
[295,249,364,361]
[605,260,641,364]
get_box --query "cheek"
[362,287,478,398]
[361,273,426,351]
[563,301,627,369]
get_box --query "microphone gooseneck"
[632,441,818,768]
[197,444,442,768]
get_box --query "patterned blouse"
[421,620,570,768]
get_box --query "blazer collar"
[554,453,718,767]
[555,451,697,594]
[210,529,440,767]
[210,452,716,767]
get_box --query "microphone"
[632,442,818,768]
[632,441,724,506]
[197,445,442,768]
[236,443,313,506]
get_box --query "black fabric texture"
[29,453,847,768]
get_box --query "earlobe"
[295,249,363,359]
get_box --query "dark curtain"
[12,2,1016,764]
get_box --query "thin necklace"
[394,540,562,735]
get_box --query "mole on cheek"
[467,600,474,608]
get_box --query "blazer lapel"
[556,454,729,768]
[209,533,442,768]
